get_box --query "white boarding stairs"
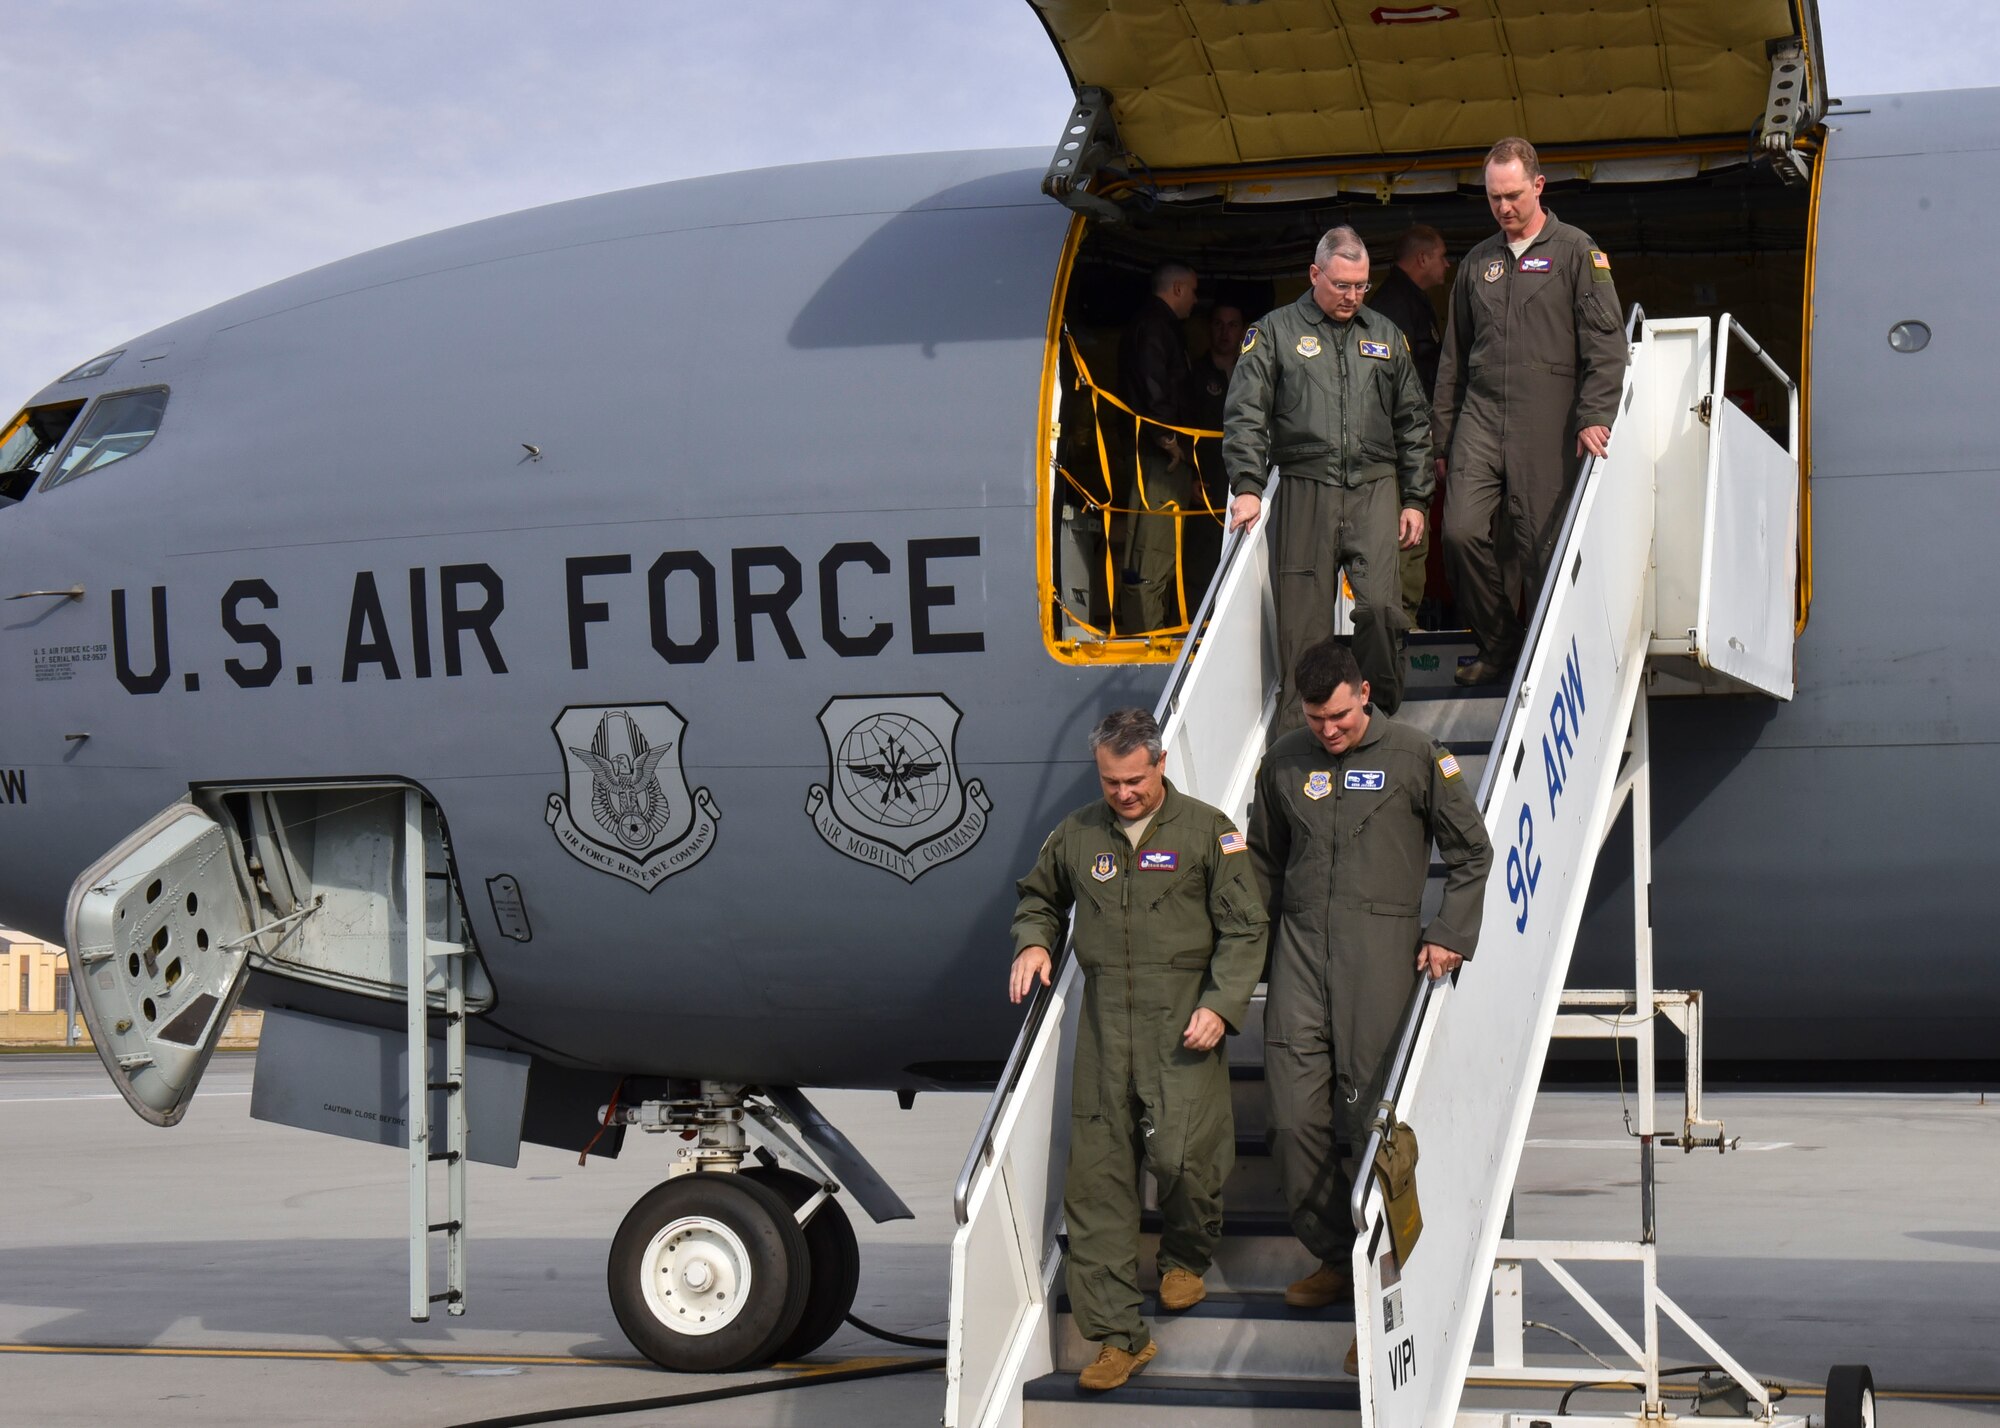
[949,312,1814,1428]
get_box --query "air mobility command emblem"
[547,703,720,891]
[1240,325,1259,355]
[1483,258,1506,283]
[1358,339,1391,360]
[1304,770,1333,800]
[807,693,991,883]
[1296,334,1321,357]
[1091,852,1118,882]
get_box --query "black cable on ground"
[842,1312,949,1349]
[439,1356,945,1428]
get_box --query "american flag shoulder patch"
[1219,830,1248,855]
[1438,753,1462,779]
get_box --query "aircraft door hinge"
[1756,38,1813,186]
[1044,86,1127,225]
[1696,393,1715,426]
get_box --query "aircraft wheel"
[739,1166,861,1361]
[1824,1364,1876,1428]
[607,1172,809,1372]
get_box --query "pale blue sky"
[3,1,1994,408]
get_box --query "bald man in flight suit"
[1435,136,1627,685]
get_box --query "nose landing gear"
[602,1083,867,1373]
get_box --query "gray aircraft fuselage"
[0,90,1993,1091]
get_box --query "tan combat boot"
[1284,1262,1353,1309]
[1158,1267,1207,1311]
[1077,1339,1159,1392]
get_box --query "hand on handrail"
[1010,946,1054,1004]
[1416,943,1462,980]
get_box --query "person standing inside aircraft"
[1249,639,1491,1351]
[1224,227,1432,722]
[1184,300,1248,602]
[1010,708,1267,1393]
[1435,137,1626,686]
[1117,262,1201,635]
[1366,225,1450,630]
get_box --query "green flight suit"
[1248,714,1492,1265]
[1434,212,1627,662]
[1012,782,1268,1354]
[1223,294,1433,722]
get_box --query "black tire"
[607,1172,810,1372]
[740,1166,862,1362]
[1825,1364,1876,1428]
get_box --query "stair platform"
[1022,1371,1361,1427]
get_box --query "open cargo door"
[65,803,261,1127]
[1030,0,1826,196]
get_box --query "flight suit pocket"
[1580,290,1619,333]
[1360,899,1420,916]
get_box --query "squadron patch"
[1219,830,1248,855]
[806,694,991,883]
[1519,257,1552,273]
[1590,249,1611,270]
[547,703,720,891]
[1296,334,1322,358]
[1345,770,1386,790]
[1358,339,1392,360]
[1438,752,1462,779]
[1304,770,1333,800]
[1240,325,1259,355]
[1138,850,1179,871]
[1091,852,1118,882]
[1483,258,1506,283]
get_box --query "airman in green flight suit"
[1249,639,1492,1343]
[1011,707,1267,1393]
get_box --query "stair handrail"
[952,502,1261,1225]
[1350,303,1648,1231]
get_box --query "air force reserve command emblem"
[807,694,992,882]
[1483,258,1506,283]
[546,704,720,891]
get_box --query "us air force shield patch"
[807,694,992,882]
[546,704,720,891]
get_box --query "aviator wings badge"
[546,703,720,891]
[806,693,992,882]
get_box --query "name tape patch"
[1519,257,1552,273]
[1358,339,1392,360]
[1345,769,1386,790]
[1138,850,1179,871]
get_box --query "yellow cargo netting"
[1057,329,1226,641]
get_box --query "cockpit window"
[0,401,86,503]
[42,387,169,490]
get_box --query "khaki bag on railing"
[1373,1116,1423,1264]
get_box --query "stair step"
[1053,1289,1354,1379]
[1401,636,1480,689]
[1022,1372,1361,1427]
[1138,1227,1317,1295]
[1396,693,1505,745]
